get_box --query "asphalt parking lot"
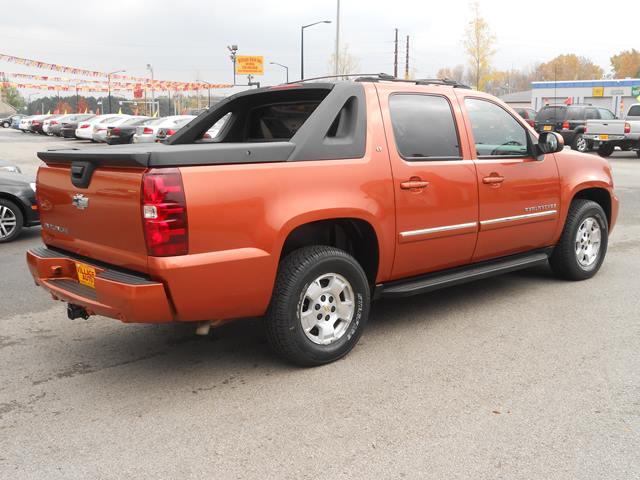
[0,127,638,479]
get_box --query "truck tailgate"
[37,163,149,272]
[586,119,626,135]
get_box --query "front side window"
[389,94,460,160]
[465,98,529,157]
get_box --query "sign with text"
[236,56,264,75]
[592,86,604,97]
[632,86,640,97]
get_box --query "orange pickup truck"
[27,76,618,365]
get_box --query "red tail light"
[165,129,176,136]
[141,169,188,256]
[143,127,154,134]
[112,127,121,135]
[624,122,631,134]
[80,124,90,129]
[561,121,570,130]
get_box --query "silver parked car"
[132,115,195,143]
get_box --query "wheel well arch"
[572,188,611,226]
[280,218,380,285]
[0,193,26,220]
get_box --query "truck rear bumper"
[27,246,174,324]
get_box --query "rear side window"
[566,107,585,121]
[585,108,599,120]
[627,105,640,117]
[465,98,529,157]
[389,94,460,160]
[247,102,320,141]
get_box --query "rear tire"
[597,143,615,157]
[572,133,589,153]
[266,246,370,366]
[0,199,24,243]
[550,199,608,281]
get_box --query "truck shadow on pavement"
[35,264,559,392]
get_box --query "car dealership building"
[531,79,640,116]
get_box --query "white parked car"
[132,115,195,143]
[19,115,45,133]
[75,115,121,140]
[92,115,144,143]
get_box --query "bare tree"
[436,65,466,83]
[463,2,495,90]
[329,44,360,79]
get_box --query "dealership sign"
[236,56,264,75]
[632,86,640,97]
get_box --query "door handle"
[400,179,430,190]
[482,175,505,184]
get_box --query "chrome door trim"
[480,210,557,226]
[400,222,478,238]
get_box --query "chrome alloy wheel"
[0,205,17,239]
[299,273,355,346]
[575,217,601,269]
[575,136,587,152]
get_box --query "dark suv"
[534,104,616,153]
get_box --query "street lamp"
[200,80,212,108]
[107,69,125,114]
[301,20,331,80]
[227,45,238,86]
[146,63,155,116]
[270,62,289,83]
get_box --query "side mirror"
[535,131,564,158]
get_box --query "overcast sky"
[1,0,636,95]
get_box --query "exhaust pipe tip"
[195,320,212,336]
[67,303,89,320]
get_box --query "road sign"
[236,56,264,75]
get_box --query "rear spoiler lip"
[37,148,151,168]
[36,142,297,169]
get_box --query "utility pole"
[393,28,399,78]
[334,0,340,76]
[405,35,410,80]
[146,64,154,116]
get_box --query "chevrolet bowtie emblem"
[72,194,90,210]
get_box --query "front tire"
[266,246,370,366]
[0,199,24,243]
[597,143,615,157]
[550,199,608,280]
[1,121,9,128]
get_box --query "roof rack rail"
[285,73,471,89]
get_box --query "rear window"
[628,105,640,117]
[537,106,566,122]
[247,102,320,141]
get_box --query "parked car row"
[12,113,199,144]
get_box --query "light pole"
[146,63,155,116]
[227,45,238,85]
[270,62,289,83]
[301,20,331,80]
[107,69,125,114]
[199,81,212,108]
